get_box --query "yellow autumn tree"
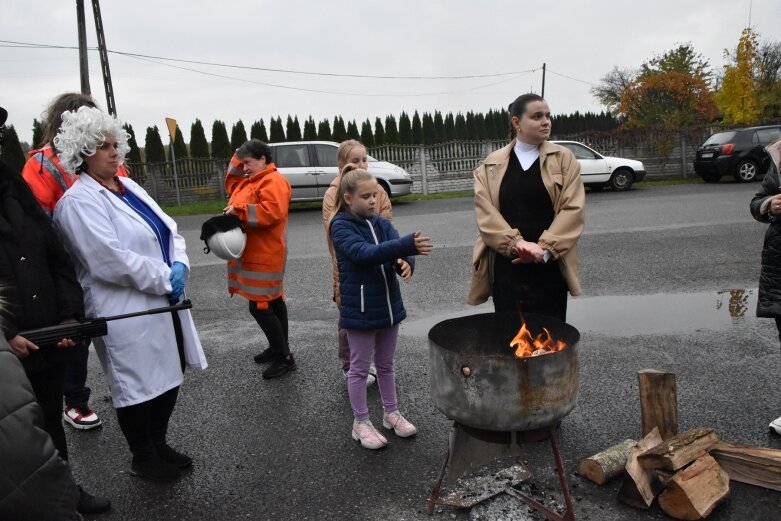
[715,28,761,125]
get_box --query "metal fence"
[127,127,719,206]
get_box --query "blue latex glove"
[169,261,187,301]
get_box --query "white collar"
[513,139,540,170]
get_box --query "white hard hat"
[206,227,247,260]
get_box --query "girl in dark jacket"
[329,167,432,449]
[750,140,781,434]
[0,157,109,514]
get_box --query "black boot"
[253,347,277,364]
[155,443,193,468]
[262,353,296,379]
[130,451,182,481]
[77,485,111,514]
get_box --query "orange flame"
[509,317,568,358]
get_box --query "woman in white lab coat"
[53,106,207,482]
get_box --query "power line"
[123,52,535,97]
[0,39,533,81]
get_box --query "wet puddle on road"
[401,289,758,338]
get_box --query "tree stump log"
[711,442,781,491]
[638,369,678,440]
[658,454,730,520]
[638,428,719,471]
[578,439,637,485]
[618,427,664,509]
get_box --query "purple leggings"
[346,325,399,421]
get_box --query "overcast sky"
[2,0,780,145]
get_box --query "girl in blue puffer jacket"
[329,167,433,450]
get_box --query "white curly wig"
[54,106,131,174]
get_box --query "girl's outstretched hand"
[413,230,433,255]
[397,259,413,281]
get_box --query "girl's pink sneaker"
[352,419,387,449]
[382,410,418,438]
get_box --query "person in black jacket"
[0,144,110,514]
[0,335,81,521]
[750,139,781,435]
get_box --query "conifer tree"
[173,124,188,159]
[317,119,332,141]
[332,116,347,142]
[433,111,445,143]
[398,111,412,144]
[210,120,231,159]
[443,113,456,142]
[422,112,436,145]
[465,112,477,140]
[411,111,422,144]
[0,125,26,172]
[144,125,167,163]
[31,118,43,149]
[360,119,374,147]
[189,119,210,158]
[269,117,285,142]
[454,113,467,140]
[346,120,360,140]
[373,117,386,146]
[384,115,399,144]
[303,116,317,140]
[123,123,142,163]
[286,116,302,141]
[494,109,508,139]
[249,120,262,141]
[230,120,248,150]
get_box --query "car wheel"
[609,169,633,191]
[700,173,720,183]
[734,160,759,183]
[377,179,392,198]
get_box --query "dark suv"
[693,125,781,183]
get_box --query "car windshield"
[702,132,736,146]
[366,154,379,163]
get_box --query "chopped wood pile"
[577,369,781,520]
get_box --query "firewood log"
[638,369,678,440]
[658,454,729,520]
[711,442,781,491]
[578,439,637,485]
[638,428,719,471]
[618,427,664,509]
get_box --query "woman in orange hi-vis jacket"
[224,139,295,379]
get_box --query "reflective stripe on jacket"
[225,157,291,306]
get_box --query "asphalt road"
[68,181,781,520]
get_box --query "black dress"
[492,151,569,319]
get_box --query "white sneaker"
[342,367,376,388]
[352,419,387,450]
[769,416,781,435]
[382,410,418,438]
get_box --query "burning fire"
[509,317,568,358]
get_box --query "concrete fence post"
[419,145,428,195]
[680,133,688,178]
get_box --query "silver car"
[268,141,413,202]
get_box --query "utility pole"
[76,0,91,95]
[541,63,546,98]
[92,0,116,115]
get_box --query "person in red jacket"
[224,140,295,379]
[21,92,126,431]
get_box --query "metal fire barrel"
[429,312,580,432]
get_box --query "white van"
[268,141,413,202]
